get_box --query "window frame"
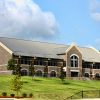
[70,54,79,67]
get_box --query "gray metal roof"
[79,47,100,62]
[0,37,69,59]
[0,37,100,62]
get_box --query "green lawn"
[0,75,100,100]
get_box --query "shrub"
[22,93,27,98]
[10,93,15,97]
[29,93,33,97]
[2,92,7,96]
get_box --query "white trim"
[0,64,7,66]
[70,70,79,72]
[50,70,57,74]
[95,73,100,76]
[0,42,13,54]
[70,54,79,58]
[63,67,66,72]
[21,68,29,72]
[35,69,43,73]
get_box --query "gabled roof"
[79,47,100,62]
[0,37,69,59]
[0,37,100,62]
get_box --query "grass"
[0,75,100,100]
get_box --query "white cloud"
[89,0,100,22]
[91,12,100,21]
[0,0,59,39]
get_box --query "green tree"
[11,75,23,96]
[7,59,16,70]
[7,59,21,76]
[60,66,65,83]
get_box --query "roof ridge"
[0,36,68,46]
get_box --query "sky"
[0,0,100,50]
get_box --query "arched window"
[84,73,89,77]
[50,71,56,77]
[70,55,78,67]
[21,69,28,76]
[95,73,100,78]
[35,70,43,77]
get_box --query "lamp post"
[90,59,95,79]
[44,58,50,77]
[30,57,36,79]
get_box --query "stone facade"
[66,45,82,77]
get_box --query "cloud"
[0,0,59,39]
[91,12,100,21]
[89,0,100,22]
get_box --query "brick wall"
[0,45,12,71]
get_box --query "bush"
[29,93,33,97]
[2,92,7,96]
[10,93,15,97]
[22,93,27,98]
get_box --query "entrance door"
[71,72,78,77]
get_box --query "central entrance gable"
[65,43,82,77]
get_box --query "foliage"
[22,93,27,97]
[7,59,21,76]
[2,92,7,96]
[29,65,35,76]
[29,93,33,97]
[60,66,65,82]
[7,59,16,70]
[15,64,21,76]
[10,93,15,97]
[11,75,23,96]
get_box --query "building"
[0,37,100,79]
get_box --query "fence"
[65,90,100,100]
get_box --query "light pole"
[17,55,21,76]
[44,58,50,77]
[90,59,95,79]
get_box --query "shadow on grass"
[33,79,42,82]
[22,81,28,83]
[62,82,70,85]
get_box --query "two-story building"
[0,37,100,79]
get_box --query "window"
[50,71,56,77]
[21,69,28,76]
[95,73,100,78]
[35,70,43,77]
[70,55,78,67]
[84,73,89,77]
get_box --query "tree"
[29,64,35,80]
[11,75,23,96]
[7,59,16,70]
[60,66,65,83]
[7,59,21,76]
